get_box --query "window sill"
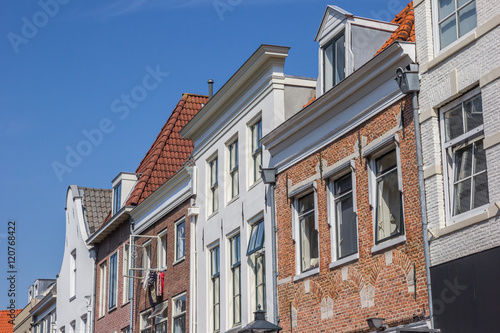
[293,267,319,282]
[173,257,185,266]
[329,253,359,270]
[207,211,219,221]
[431,202,500,239]
[226,195,239,207]
[371,235,406,254]
[69,295,76,302]
[225,325,242,333]
[121,300,130,307]
[248,178,263,191]
[108,306,117,313]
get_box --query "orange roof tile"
[375,2,415,55]
[126,93,208,206]
[0,310,21,332]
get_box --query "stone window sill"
[371,235,406,254]
[293,267,319,282]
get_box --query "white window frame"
[98,261,107,317]
[157,228,168,269]
[123,243,132,303]
[208,155,219,216]
[229,232,241,327]
[327,161,359,268]
[80,315,87,333]
[432,0,477,53]
[249,117,263,186]
[322,29,346,92]
[140,308,153,333]
[172,292,187,333]
[153,300,169,333]
[108,251,118,310]
[113,181,122,215]
[439,88,488,225]
[70,249,76,298]
[143,240,151,274]
[227,137,239,202]
[366,139,406,252]
[175,218,186,262]
[208,242,220,333]
[291,183,320,278]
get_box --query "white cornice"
[180,45,290,140]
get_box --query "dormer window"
[113,182,121,214]
[323,32,345,91]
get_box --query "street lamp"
[238,306,283,333]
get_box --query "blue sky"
[0,0,408,309]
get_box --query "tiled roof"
[375,2,415,55]
[80,187,112,234]
[0,310,21,333]
[126,93,208,206]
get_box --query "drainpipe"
[396,64,434,327]
[412,91,435,328]
[130,222,135,332]
[90,247,97,333]
[269,183,279,325]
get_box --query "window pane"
[454,178,472,214]
[473,172,489,208]
[474,141,486,172]
[458,1,476,37]
[300,212,319,271]
[464,94,483,132]
[324,43,334,91]
[176,221,185,260]
[234,294,241,324]
[454,144,473,181]
[247,221,264,255]
[173,315,186,333]
[445,105,464,141]
[231,235,240,265]
[255,255,266,310]
[232,170,239,198]
[438,0,455,20]
[335,34,345,84]
[376,151,397,175]
[440,15,457,49]
[336,194,357,258]
[334,174,352,195]
[299,193,314,213]
[375,170,403,242]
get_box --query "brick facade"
[95,220,132,333]
[275,95,430,332]
[133,199,191,333]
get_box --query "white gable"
[315,6,352,42]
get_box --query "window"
[143,241,151,272]
[123,244,132,303]
[323,32,345,91]
[158,229,167,268]
[228,140,239,199]
[113,182,122,214]
[333,173,357,259]
[175,219,186,261]
[209,157,219,214]
[250,120,262,183]
[210,246,220,332]
[374,150,404,243]
[230,234,241,325]
[109,252,118,309]
[173,293,187,333]
[140,309,152,333]
[154,301,168,333]
[99,262,107,317]
[442,92,488,218]
[121,327,131,333]
[297,193,319,272]
[70,250,76,297]
[69,321,75,333]
[436,0,476,50]
[247,220,266,310]
[80,315,87,333]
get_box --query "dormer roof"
[315,6,353,42]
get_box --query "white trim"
[293,267,319,282]
[175,217,187,262]
[157,228,168,270]
[329,253,359,270]
[371,235,406,254]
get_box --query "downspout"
[412,91,435,328]
[189,213,198,333]
[129,222,135,332]
[269,183,279,324]
[91,247,97,333]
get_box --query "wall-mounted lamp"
[238,305,283,332]
[367,317,388,331]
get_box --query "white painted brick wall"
[415,0,500,266]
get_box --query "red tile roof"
[126,93,208,206]
[375,2,415,55]
[0,310,21,333]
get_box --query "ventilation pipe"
[208,79,214,99]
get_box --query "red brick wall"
[275,95,429,332]
[95,220,132,333]
[133,199,191,333]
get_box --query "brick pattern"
[275,96,430,332]
[133,200,191,333]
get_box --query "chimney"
[208,79,214,99]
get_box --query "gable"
[315,6,352,42]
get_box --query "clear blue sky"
[0,0,408,310]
